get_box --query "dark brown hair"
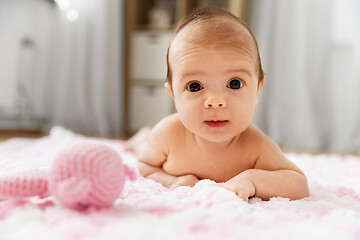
[166,7,264,85]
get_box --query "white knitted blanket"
[0,127,360,240]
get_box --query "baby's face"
[167,27,264,143]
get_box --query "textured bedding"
[0,127,360,240]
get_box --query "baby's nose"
[204,95,227,109]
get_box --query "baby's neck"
[191,133,242,151]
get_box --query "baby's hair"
[166,7,264,86]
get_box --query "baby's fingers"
[221,182,252,202]
[237,192,250,202]
[170,175,199,189]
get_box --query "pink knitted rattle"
[0,141,137,210]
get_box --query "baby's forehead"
[170,17,257,61]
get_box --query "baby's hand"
[222,175,255,202]
[170,174,199,189]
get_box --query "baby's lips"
[205,120,229,128]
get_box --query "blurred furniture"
[0,129,46,142]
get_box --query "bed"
[1,127,360,240]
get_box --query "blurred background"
[0,0,359,154]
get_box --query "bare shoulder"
[243,124,278,148]
[244,124,304,175]
[151,113,184,141]
[137,113,183,167]
[146,113,184,153]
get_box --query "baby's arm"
[223,131,309,201]
[136,116,199,188]
[138,162,199,189]
[223,165,308,201]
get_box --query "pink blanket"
[1,127,360,240]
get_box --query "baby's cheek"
[177,107,202,133]
[179,113,197,130]
[237,101,256,117]
[177,99,198,115]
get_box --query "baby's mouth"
[205,120,229,128]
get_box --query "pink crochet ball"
[49,142,131,210]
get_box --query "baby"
[127,7,309,201]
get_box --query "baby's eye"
[227,79,244,90]
[186,81,203,92]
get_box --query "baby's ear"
[257,76,266,92]
[164,82,174,97]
